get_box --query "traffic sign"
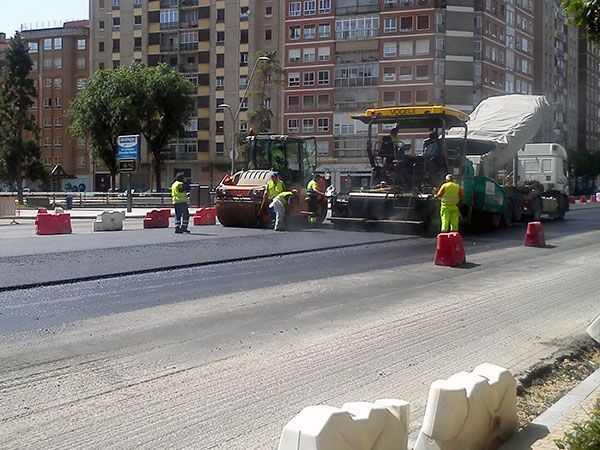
[117,135,140,160]
[118,159,137,172]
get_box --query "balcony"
[336,1,379,15]
[179,63,197,72]
[160,0,179,7]
[180,0,198,7]
[180,42,198,51]
[160,22,179,31]
[160,44,178,52]
[334,100,377,111]
[335,30,379,41]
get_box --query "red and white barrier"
[434,232,466,267]
[143,209,170,228]
[35,207,72,235]
[193,207,217,226]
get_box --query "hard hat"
[271,171,279,178]
[445,174,453,181]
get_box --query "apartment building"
[282,0,535,189]
[533,0,578,150]
[577,30,600,153]
[91,0,283,189]
[20,21,91,191]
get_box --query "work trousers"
[269,198,286,231]
[174,203,190,229]
[440,205,459,232]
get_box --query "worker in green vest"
[171,172,190,234]
[435,174,464,232]
[306,173,324,224]
[266,171,285,227]
[269,189,298,231]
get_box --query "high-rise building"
[20,21,91,191]
[533,0,578,150]
[91,0,283,190]
[577,29,600,152]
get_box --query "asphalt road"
[0,207,599,448]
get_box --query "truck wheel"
[553,195,567,220]
[491,213,502,228]
[501,198,513,227]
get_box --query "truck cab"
[517,144,569,195]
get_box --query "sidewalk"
[14,206,184,219]
[501,367,600,449]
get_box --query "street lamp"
[218,55,270,175]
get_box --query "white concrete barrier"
[93,210,125,232]
[278,399,410,450]
[596,192,600,202]
[414,363,518,450]
[587,314,600,343]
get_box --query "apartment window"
[318,0,331,13]
[385,0,398,7]
[289,2,301,17]
[135,15,142,27]
[416,64,429,79]
[399,41,413,56]
[317,141,329,156]
[134,37,142,50]
[336,16,379,40]
[99,0,105,8]
[216,54,224,68]
[44,137,52,147]
[288,119,300,132]
[399,66,412,80]
[265,29,272,40]
[304,25,316,39]
[240,52,248,66]
[215,76,224,90]
[54,57,62,69]
[415,39,429,55]
[383,91,396,106]
[76,39,86,50]
[134,0,141,5]
[288,72,300,87]
[304,72,315,86]
[217,9,225,21]
[77,78,87,90]
[28,42,38,53]
[43,117,52,128]
[303,48,315,62]
[54,117,62,128]
[44,38,52,50]
[289,49,301,62]
[43,78,52,88]
[318,47,330,61]
[160,9,178,26]
[113,0,120,7]
[317,118,329,132]
[384,42,397,57]
[416,90,429,104]
[113,17,120,31]
[43,58,51,68]
[400,17,413,32]
[319,24,331,37]
[318,70,330,85]
[303,95,315,108]
[383,67,396,81]
[53,78,62,89]
[384,18,397,33]
[54,97,62,108]
[99,42,105,52]
[99,21,105,31]
[288,96,300,109]
[289,26,301,40]
[399,91,412,105]
[265,6,273,17]
[216,31,225,44]
[317,94,329,108]
[113,39,120,53]
[416,15,430,30]
[303,118,315,132]
[54,137,62,147]
[77,57,86,69]
[304,0,317,15]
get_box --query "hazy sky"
[0,0,89,36]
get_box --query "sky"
[0,0,89,36]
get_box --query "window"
[289,2,301,17]
[99,21,105,31]
[265,6,273,17]
[288,119,300,132]
[384,18,397,33]
[303,95,315,108]
[303,48,315,62]
[383,91,396,106]
[53,78,62,89]
[384,42,397,57]
[288,96,300,109]
[77,39,86,50]
[318,47,330,61]
[416,89,429,104]
[240,52,248,66]
[53,38,62,50]
[319,24,331,37]
[160,9,178,25]
[415,39,429,55]
[77,57,86,69]
[44,137,52,147]
[43,117,52,128]
[399,66,412,80]
[216,76,224,90]
[43,58,52,68]
[383,67,396,81]
[416,15,430,30]
[400,17,413,32]
[113,0,120,7]
[265,29,272,40]
[113,17,120,31]
[28,42,38,53]
[304,25,316,39]
[317,94,329,108]
[54,136,62,147]
[54,117,62,128]
[288,72,300,87]
[54,97,62,108]
[77,78,87,90]
[44,38,52,50]
[289,26,301,40]
[112,39,120,53]
[399,91,412,105]
[99,42,105,52]
[303,118,315,132]
[399,41,413,56]
[416,64,429,79]
[318,70,330,85]
[289,49,301,62]
[317,141,329,156]
[317,118,329,132]
[318,0,331,13]
[54,57,62,69]
[304,0,316,15]
[304,72,315,86]
[336,16,379,40]
[43,78,52,88]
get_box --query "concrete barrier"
[93,210,125,232]
[587,314,600,343]
[414,363,518,450]
[278,399,410,450]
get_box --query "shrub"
[555,399,600,449]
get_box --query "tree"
[562,0,600,42]
[247,51,284,132]
[0,32,48,203]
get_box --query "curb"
[500,366,600,449]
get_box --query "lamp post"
[218,55,270,175]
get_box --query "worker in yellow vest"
[306,173,324,224]
[435,174,464,232]
[266,171,285,227]
[171,172,190,234]
[269,189,298,231]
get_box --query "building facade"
[577,29,600,153]
[21,21,91,191]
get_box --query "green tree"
[562,0,600,42]
[247,51,284,132]
[0,32,48,203]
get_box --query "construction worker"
[171,172,190,234]
[271,142,285,173]
[269,189,298,231]
[266,171,285,227]
[436,174,464,233]
[306,173,324,224]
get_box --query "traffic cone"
[524,221,545,247]
[434,232,466,267]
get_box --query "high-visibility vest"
[171,181,188,204]
[440,181,461,207]
[307,180,318,191]
[274,191,294,205]
[267,179,285,199]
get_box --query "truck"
[215,133,328,228]
[331,95,569,233]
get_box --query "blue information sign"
[117,135,140,160]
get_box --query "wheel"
[490,212,502,228]
[501,198,513,227]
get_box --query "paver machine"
[330,106,469,233]
[215,133,328,227]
